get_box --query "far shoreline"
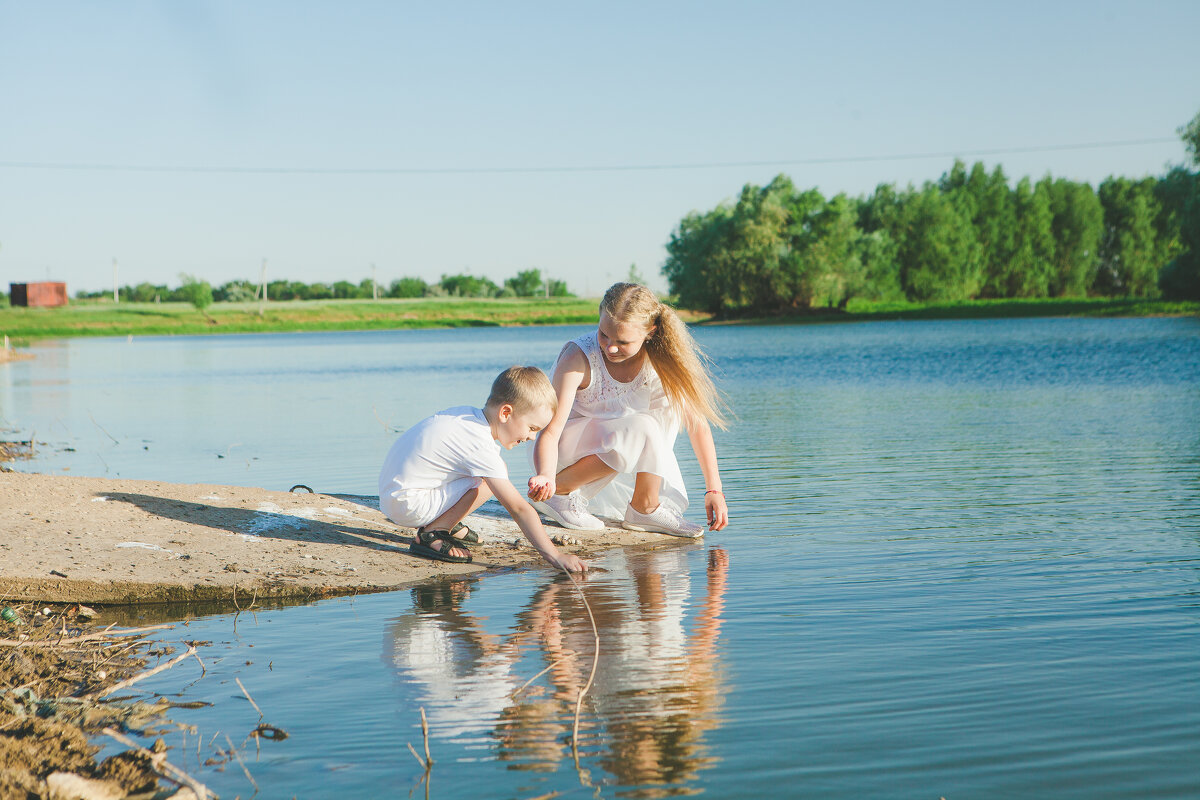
[0,295,1195,346]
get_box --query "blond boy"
[379,366,587,572]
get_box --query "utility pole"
[371,263,379,300]
[259,258,268,317]
[112,258,118,304]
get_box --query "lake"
[3,317,1199,798]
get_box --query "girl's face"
[598,310,653,364]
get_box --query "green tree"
[1095,177,1169,296]
[1046,179,1103,296]
[785,192,865,308]
[504,269,544,297]
[439,273,500,297]
[896,184,983,301]
[329,280,360,299]
[664,204,736,313]
[129,282,166,302]
[387,277,427,298]
[216,280,257,302]
[305,282,333,300]
[857,183,904,301]
[178,274,213,311]
[1003,177,1056,297]
[1158,111,1200,299]
[1180,110,1200,164]
[718,175,795,311]
[961,163,1017,297]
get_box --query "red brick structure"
[10,282,69,308]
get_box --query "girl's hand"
[705,491,729,531]
[528,475,555,502]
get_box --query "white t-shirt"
[378,406,508,496]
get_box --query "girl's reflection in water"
[386,547,729,795]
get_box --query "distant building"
[9,282,69,307]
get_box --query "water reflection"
[386,547,729,796]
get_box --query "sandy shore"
[0,471,667,605]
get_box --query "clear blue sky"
[2,1,1197,296]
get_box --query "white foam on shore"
[243,502,321,538]
[116,541,179,557]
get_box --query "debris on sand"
[0,602,211,799]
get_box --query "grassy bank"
[0,296,612,342]
[1,295,1195,344]
[715,296,1200,325]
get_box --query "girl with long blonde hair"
[529,283,729,536]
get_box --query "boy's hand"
[705,491,729,531]
[528,475,555,502]
[554,552,588,573]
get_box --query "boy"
[379,366,587,572]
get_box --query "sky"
[1,1,1198,296]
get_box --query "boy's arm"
[685,413,729,531]
[530,344,588,502]
[486,476,587,572]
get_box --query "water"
[3,317,1199,798]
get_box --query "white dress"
[554,331,688,519]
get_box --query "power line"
[0,137,1178,176]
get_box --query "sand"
[0,471,668,605]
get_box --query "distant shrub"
[178,274,214,311]
[388,277,427,298]
[216,280,257,303]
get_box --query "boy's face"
[494,402,553,450]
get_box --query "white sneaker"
[622,503,704,538]
[533,492,605,530]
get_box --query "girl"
[528,282,729,537]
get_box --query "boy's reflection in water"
[386,547,729,795]
[387,580,521,745]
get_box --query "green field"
[0,297,612,343]
[0,296,1196,345]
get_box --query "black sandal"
[448,521,480,546]
[410,528,473,564]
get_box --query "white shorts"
[380,476,482,529]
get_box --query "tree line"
[67,269,573,306]
[664,113,1200,313]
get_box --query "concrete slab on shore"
[0,472,666,604]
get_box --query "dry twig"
[225,732,259,792]
[420,706,433,767]
[563,569,600,768]
[91,644,197,699]
[235,677,263,718]
[103,727,213,799]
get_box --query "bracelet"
[705,490,724,496]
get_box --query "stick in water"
[93,644,197,698]
[235,677,263,718]
[103,727,212,799]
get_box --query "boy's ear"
[499,403,514,421]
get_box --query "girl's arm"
[686,413,729,531]
[529,343,588,502]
